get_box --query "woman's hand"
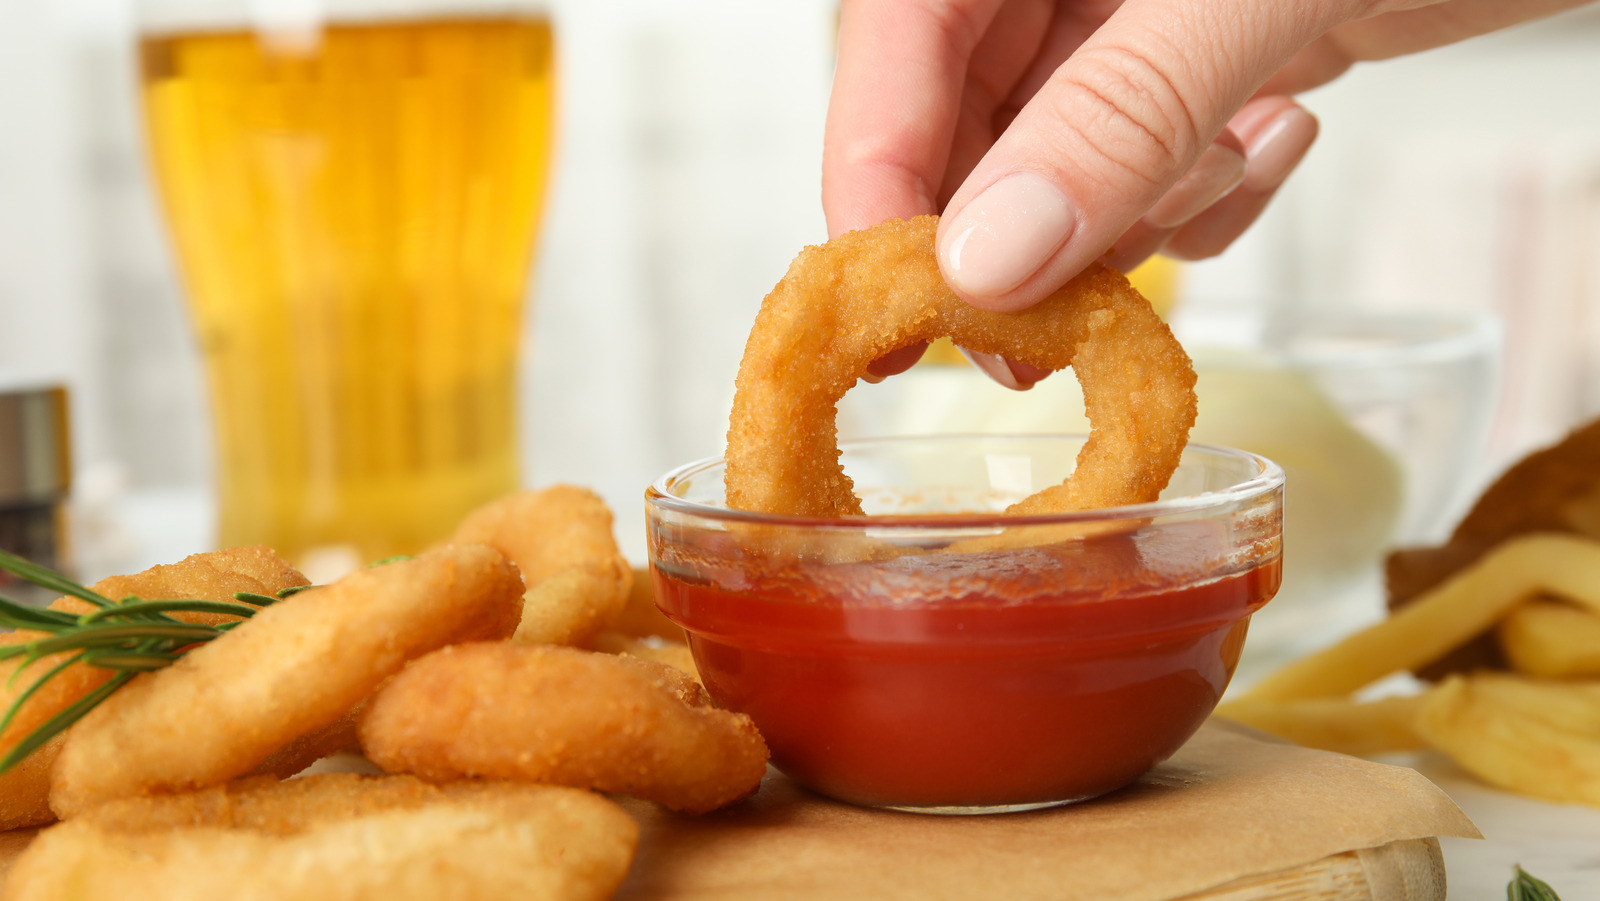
[827,0,1591,385]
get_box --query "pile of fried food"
[1221,416,1600,807]
[0,485,768,900]
[0,215,1198,898]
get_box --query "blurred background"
[1,0,1598,583]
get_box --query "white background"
[2,6,1600,894]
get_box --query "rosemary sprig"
[231,555,410,608]
[1508,865,1562,901]
[0,549,114,610]
[0,549,281,774]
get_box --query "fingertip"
[1239,105,1318,193]
[960,348,1054,391]
[1103,221,1171,274]
[864,342,930,381]
[1007,358,1052,388]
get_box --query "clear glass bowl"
[646,435,1284,813]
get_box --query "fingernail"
[956,347,1049,391]
[960,348,1024,390]
[939,172,1076,298]
[1144,142,1247,229]
[1242,107,1318,192]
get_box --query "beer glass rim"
[137,0,554,35]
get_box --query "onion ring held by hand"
[724,216,1197,518]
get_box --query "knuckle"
[929,0,993,58]
[889,0,990,64]
[1045,44,1201,190]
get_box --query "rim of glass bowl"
[645,434,1285,530]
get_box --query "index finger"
[822,0,1009,238]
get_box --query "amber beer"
[139,16,554,564]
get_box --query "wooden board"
[0,723,1469,900]
[1183,838,1444,900]
[613,721,1475,901]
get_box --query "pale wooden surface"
[0,831,1447,901]
[0,727,1466,901]
[613,722,1474,901]
[1183,839,1444,901]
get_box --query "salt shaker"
[0,384,72,606]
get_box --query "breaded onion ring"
[724,216,1197,518]
[5,775,636,901]
[49,544,524,819]
[359,643,767,814]
[0,547,308,832]
[451,485,633,647]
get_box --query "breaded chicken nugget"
[598,566,685,642]
[250,705,363,780]
[0,737,62,834]
[360,643,767,814]
[49,544,523,818]
[451,485,632,646]
[587,632,701,684]
[4,775,636,901]
[0,547,307,831]
[90,545,310,627]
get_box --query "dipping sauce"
[654,523,1281,810]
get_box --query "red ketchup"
[654,521,1280,809]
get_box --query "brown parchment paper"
[616,718,1479,901]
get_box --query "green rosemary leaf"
[0,549,114,609]
[80,651,183,671]
[368,555,414,567]
[0,597,81,632]
[232,591,279,607]
[78,599,260,625]
[1509,865,1563,900]
[20,623,219,658]
[0,671,135,775]
[275,584,318,599]
[0,651,87,736]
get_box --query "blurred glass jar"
[136,0,556,566]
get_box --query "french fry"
[1245,533,1600,701]
[1498,599,1600,679]
[1452,671,1600,732]
[1415,674,1600,807]
[1216,694,1429,756]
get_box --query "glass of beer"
[136,0,556,566]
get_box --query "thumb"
[936,0,1350,311]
